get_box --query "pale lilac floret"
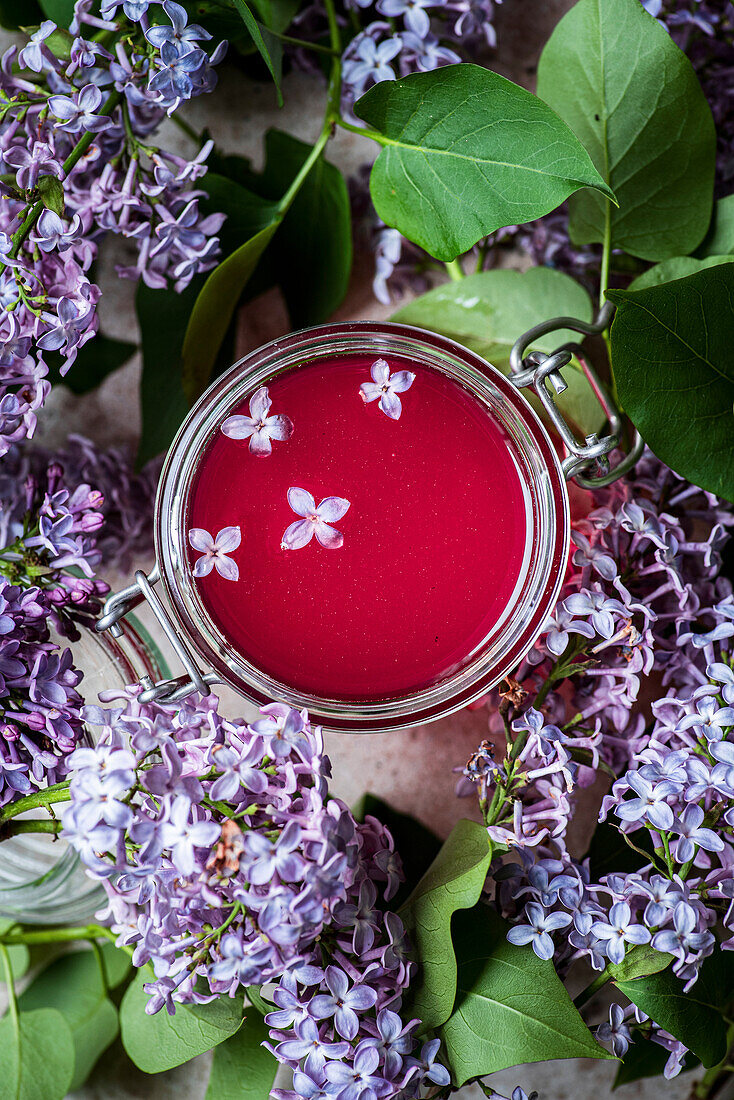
[506,901,571,960]
[591,901,651,965]
[671,804,725,863]
[359,358,415,420]
[220,386,294,456]
[281,488,350,551]
[188,526,241,580]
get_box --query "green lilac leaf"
[18,950,119,1090]
[0,926,29,982]
[120,968,244,1073]
[439,906,612,1086]
[245,986,273,1015]
[232,0,284,104]
[36,175,64,216]
[630,255,734,291]
[352,792,442,910]
[392,267,604,435]
[355,63,614,262]
[696,194,734,258]
[38,0,74,24]
[249,0,300,32]
[46,334,136,394]
[601,943,673,984]
[99,942,133,989]
[608,264,734,502]
[613,1035,699,1089]
[0,1007,74,1100]
[399,818,492,1032]
[0,0,42,28]
[205,1010,277,1100]
[136,280,195,467]
[537,0,715,261]
[616,964,729,1067]
[260,130,352,327]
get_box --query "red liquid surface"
[188,355,529,700]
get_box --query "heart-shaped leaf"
[260,130,352,327]
[392,267,604,434]
[399,818,492,1032]
[630,255,734,291]
[181,189,281,404]
[0,1008,74,1100]
[356,63,613,262]
[608,263,734,502]
[537,0,715,261]
[439,906,612,1086]
[18,950,119,1091]
[696,194,734,258]
[120,969,244,1073]
[616,963,729,1068]
[205,1010,277,1100]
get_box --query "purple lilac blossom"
[458,451,734,1079]
[61,690,448,1096]
[0,450,113,805]
[0,436,161,573]
[0,1,227,451]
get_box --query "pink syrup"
[187,354,530,700]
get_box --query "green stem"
[1,819,62,838]
[336,117,384,142]
[599,202,612,311]
[445,258,464,281]
[276,0,341,218]
[267,29,339,55]
[0,923,112,946]
[0,944,19,1042]
[0,781,70,824]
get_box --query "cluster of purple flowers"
[458,452,734,1078]
[0,435,160,574]
[0,449,112,805]
[61,689,448,1096]
[0,0,226,453]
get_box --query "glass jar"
[101,322,588,735]
[0,617,167,924]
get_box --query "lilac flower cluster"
[0,450,113,805]
[458,453,734,1078]
[60,688,449,1095]
[268,812,449,1100]
[0,435,160,573]
[0,1,226,452]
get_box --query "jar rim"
[155,321,570,732]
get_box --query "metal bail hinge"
[96,565,220,704]
[509,301,643,488]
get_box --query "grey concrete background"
[0,2,704,1096]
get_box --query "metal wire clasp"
[509,301,643,487]
[96,565,220,704]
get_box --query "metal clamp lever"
[509,301,643,487]
[96,566,220,704]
